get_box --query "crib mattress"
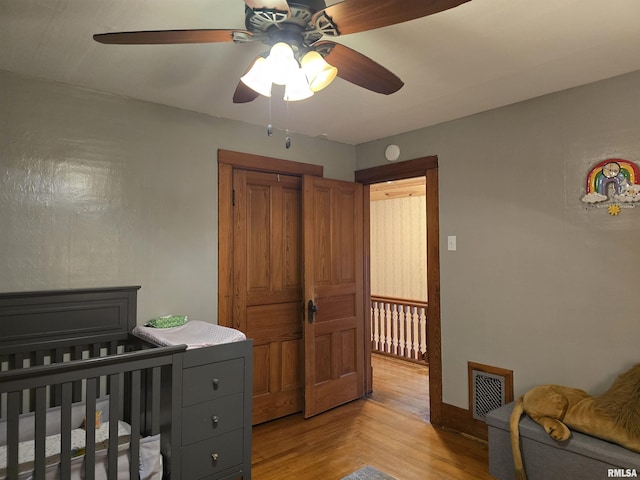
[0,421,130,476]
[133,320,246,349]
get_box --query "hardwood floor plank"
[252,355,492,479]
[369,353,429,420]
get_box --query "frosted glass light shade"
[266,42,298,86]
[240,57,272,97]
[283,67,314,101]
[301,51,338,92]
[239,44,330,101]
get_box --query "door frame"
[355,156,443,426]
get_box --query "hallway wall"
[370,194,427,301]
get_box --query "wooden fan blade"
[314,0,470,35]
[315,41,403,95]
[233,57,263,103]
[93,29,249,45]
[233,80,261,103]
[244,0,290,13]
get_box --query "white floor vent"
[468,362,513,422]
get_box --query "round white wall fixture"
[385,144,400,161]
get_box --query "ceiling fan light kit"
[301,50,337,92]
[240,41,332,101]
[265,42,298,86]
[93,0,471,103]
[240,56,273,97]
[283,65,315,101]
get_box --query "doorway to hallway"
[355,156,443,426]
[368,176,430,420]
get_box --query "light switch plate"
[447,236,457,251]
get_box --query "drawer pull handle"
[211,415,220,424]
[212,378,219,389]
[211,453,219,462]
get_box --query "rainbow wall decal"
[582,158,640,204]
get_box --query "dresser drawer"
[181,429,244,480]
[183,358,244,407]
[182,393,244,446]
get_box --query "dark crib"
[0,286,185,480]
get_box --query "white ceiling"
[2,0,640,145]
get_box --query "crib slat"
[85,377,97,480]
[9,352,24,371]
[6,391,19,479]
[60,382,73,479]
[108,372,121,480]
[151,366,161,435]
[50,348,65,407]
[129,369,141,479]
[34,386,47,479]
[10,353,25,415]
[72,345,84,402]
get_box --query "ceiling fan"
[94,0,471,103]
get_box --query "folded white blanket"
[132,320,246,349]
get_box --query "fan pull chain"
[285,100,291,149]
[267,95,273,136]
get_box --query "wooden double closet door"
[220,154,364,425]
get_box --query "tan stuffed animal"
[509,364,640,480]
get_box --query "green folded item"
[146,315,188,328]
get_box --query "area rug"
[341,465,397,480]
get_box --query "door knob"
[307,300,318,323]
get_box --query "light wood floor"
[369,353,430,421]
[251,354,493,480]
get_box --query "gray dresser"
[169,340,253,480]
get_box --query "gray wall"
[356,70,640,408]
[0,69,355,323]
[3,66,640,413]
